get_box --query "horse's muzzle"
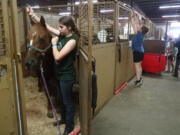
[25,58,37,70]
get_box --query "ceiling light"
[75,0,97,5]
[170,22,180,27]
[159,5,180,9]
[59,12,71,16]
[123,3,127,6]
[32,5,40,9]
[162,15,180,18]
[168,20,178,23]
[118,17,128,20]
[100,9,114,13]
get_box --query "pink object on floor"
[70,127,81,135]
[114,81,128,95]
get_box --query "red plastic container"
[142,53,166,73]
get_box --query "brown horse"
[25,16,57,118]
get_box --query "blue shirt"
[132,31,144,53]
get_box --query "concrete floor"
[92,72,180,135]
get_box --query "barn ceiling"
[17,0,180,24]
[124,0,180,24]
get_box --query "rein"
[40,61,62,135]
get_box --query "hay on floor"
[24,77,80,135]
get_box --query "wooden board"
[79,52,89,135]
[0,0,27,135]
[92,43,116,112]
[144,40,165,54]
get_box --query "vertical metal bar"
[165,21,168,42]
[13,60,23,135]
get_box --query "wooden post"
[88,0,93,135]
[113,1,119,92]
[0,0,19,134]
[9,0,27,135]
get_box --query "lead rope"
[40,61,61,135]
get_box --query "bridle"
[27,39,52,54]
[26,38,52,71]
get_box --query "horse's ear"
[40,16,46,28]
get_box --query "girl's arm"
[26,6,60,36]
[51,37,76,61]
[130,11,141,34]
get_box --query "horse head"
[25,16,52,76]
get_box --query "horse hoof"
[47,113,54,118]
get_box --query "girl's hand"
[130,10,134,17]
[26,6,34,16]
[51,36,59,45]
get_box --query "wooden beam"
[9,0,28,135]
[87,0,93,135]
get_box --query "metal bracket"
[0,64,7,78]
[17,53,22,62]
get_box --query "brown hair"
[141,25,149,35]
[59,16,80,38]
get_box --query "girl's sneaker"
[134,78,143,87]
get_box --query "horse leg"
[47,98,53,118]
[44,82,54,118]
[43,78,57,118]
[38,77,43,92]
[37,70,43,92]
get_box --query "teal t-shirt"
[54,34,77,80]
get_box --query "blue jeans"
[57,80,74,130]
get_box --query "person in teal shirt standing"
[51,19,78,135]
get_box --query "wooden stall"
[0,0,27,135]
[0,0,165,135]
[19,3,91,135]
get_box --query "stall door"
[115,43,129,90]
[0,0,27,135]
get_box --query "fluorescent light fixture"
[168,20,178,23]
[32,5,40,9]
[100,9,114,13]
[162,15,180,18]
[171,22,180,27]
[123,3,127,6]
[118,17,128,20]
[159,5,180,9]
[75,0,97,5]
[59,12,71,16]
[75,1,87,4]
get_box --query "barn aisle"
[92,73,180,135]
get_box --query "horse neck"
[42,48,54,69]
